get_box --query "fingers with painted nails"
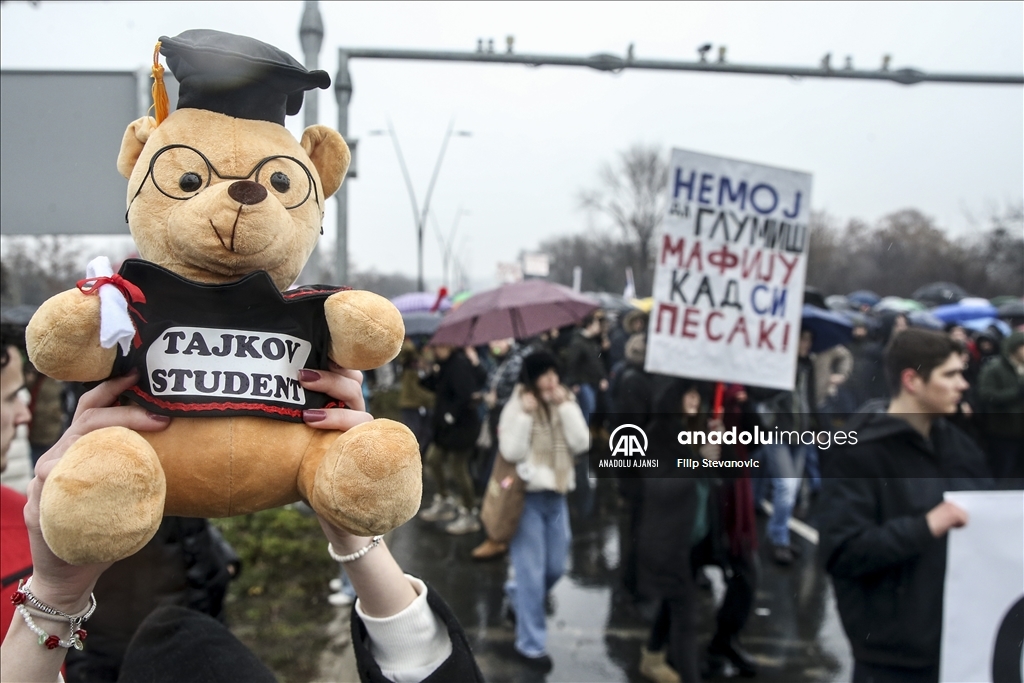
[298,362,374,431]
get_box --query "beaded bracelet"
[328,535,383,563]
[11,578,95,650]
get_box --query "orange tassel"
[151,41,169,125]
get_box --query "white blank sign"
[941,490,1024,683]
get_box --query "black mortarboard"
[158,29,330,126]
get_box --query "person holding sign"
[636,379,722,683]
[819,329,992,683]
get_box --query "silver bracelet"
[12,578,95,650]
[328,535,383,563]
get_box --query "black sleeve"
[617,369,652,416]
[445,357,479,416]
[470,361,488,391]
[563,340,583,385]
[419,369,439,393]
[818,453,935,579]
[350,582,484,683]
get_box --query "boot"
[639,646,681,683]
[471,537,508,560]
[708,635,758,677]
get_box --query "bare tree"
[347,269,417,299]
[805,206,1023,298]
[1,236,90,306]
[295,247,418,298]
[538,232,633,294]
[580,144,668,296]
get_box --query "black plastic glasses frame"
[125,144,320,222]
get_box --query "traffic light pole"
[338,46,1024,85]
[334,43,1023,285]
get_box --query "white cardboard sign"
[940,490,1024,683]
[646,149,812,390]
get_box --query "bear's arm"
[322,290,405,371]
[26,289,117,381]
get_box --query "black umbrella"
[912,282,967,307]
[804,287,828,310]
[997,300,1024,320]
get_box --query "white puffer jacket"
[497,386,590,493]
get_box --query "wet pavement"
[387,478,852,683]
[2,431,853,682]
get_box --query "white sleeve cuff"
[355,575,453,683]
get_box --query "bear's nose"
[228,180,267,206]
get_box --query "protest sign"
[646,149,812,390]
[940,490,1024,683]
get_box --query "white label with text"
[146,326,311,404]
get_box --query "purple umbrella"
[430,280,599,346]
[391,291,452,314]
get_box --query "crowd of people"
[1,291,1021,682]
[392,298,1021,681]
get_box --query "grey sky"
[2,1,1021,289]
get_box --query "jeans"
[577,383,597,424]
[763,443,813,546]
[505,491,571,657]
[804,442,821,492]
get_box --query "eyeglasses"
[126,144,320,222]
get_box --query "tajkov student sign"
[646,149,812,390]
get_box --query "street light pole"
[333,52,352,285]
[368,122,470,292]
[298,1,323,130]
[432,206,469,289]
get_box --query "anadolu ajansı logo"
[608,424,648,458]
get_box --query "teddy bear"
[25,30,422,566]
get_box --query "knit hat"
[521,351,560,386]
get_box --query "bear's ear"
[117,117,158,179]
[301,125,350,199]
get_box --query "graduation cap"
[153,29,330,126]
